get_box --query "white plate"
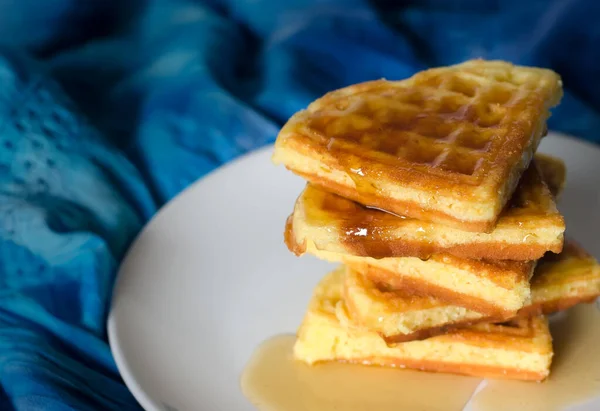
[108,132,600,411]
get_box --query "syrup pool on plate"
[241,303,600,411]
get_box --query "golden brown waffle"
[535,153,566,198]
[344,266,504,343]
[344,240,600,343]
[273,60,563,232]
[520,239,600,317]
[294,268,553,381]
[286,156,565,261]
[342,253,534,317]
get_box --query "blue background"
[0,0,598,409]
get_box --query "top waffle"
[272,60,563,232]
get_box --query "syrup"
[241,334,481,411]
[470,303,600,411]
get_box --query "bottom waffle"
[345,239,600,343]
[294,268,553,381]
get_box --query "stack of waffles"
[272,60,600,381]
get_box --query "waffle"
[534,153,566,198]
[286,155,565,261]
[519,239,600,317]
[345,240,600,343]
[340,252,535,317]
[273,60,563,232]
[344,266,508,343]
[294,268,553,381]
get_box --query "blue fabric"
[0,0,598,409]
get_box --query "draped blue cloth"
[0,0,598,409]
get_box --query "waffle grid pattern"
[303,61,557,179]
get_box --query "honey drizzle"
[312,184,435,259]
